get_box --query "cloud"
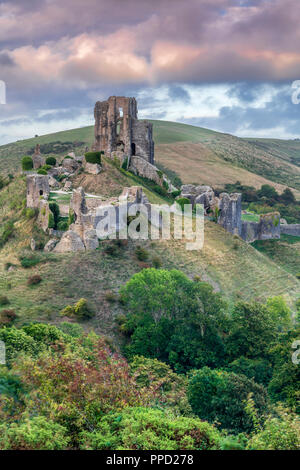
[1,0,300,143]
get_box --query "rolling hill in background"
[1,120,300,196]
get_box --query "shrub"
[49,202,60,229]
[0,296,9,306]
[171,190,181,198]
[0,416,70,450]
[80,407,221,450]
[0,221,15,248]
[247,407,300,450]
[85,152,102,165]
[25,207,37,219]
[27,275,42,286]
[60,299,94,320]
[68,209,75,226]
[19,253,42,269]
[74,298,94,320]
[104,291,117,303]
[48,213,55,229]
[0,309,17,326]
[152,256,162,268]
[176,197,191,211]
[37,169,47,175]
[21,156,33,171]
[45,157,56,166]
[103,242,119,256]
[57,220,68,231]
[187,367,269,434]
[135,245,149,261]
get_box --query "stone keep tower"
[94,96,154,164]
[26,175,50,208]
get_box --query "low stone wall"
[241,213,280,242]
[280,224,300,237]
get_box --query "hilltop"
[1,120,300,197]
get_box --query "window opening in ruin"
[39,190,43,196]
[119,107,123,117]
[131,143,136,155]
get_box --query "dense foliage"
[220,181,300,223]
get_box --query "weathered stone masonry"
[94,96,154,164]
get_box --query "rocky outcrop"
[83,229,99,250]
[129,156,162,185]
[44,239,59,252]
[53,230,85,253]
[62,157,79,173]
[70,187,88,224]
[84,161,102,175]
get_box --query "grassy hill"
[0,172,299,335]
[1,120,300,197]
[0,120,300,335]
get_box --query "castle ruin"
[94,96,154,164]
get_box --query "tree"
[188,367,269,434]
[280,188,296,205]
[120,269,227,371]
[257,184,278,201]
[21,156,33,171]
[225,301,278,360]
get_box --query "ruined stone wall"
[280,223,300,237]
[131,120,154,164]
[94,96,154,163]
[26,175,50,208]
[217,193,242,236]
[241,213,280,242]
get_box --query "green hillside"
[1,120,300,197]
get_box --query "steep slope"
[0,172,299,334]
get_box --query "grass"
[252,235,300,277]
[242,213,260,222]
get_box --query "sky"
[0,0,300,144]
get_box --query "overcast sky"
[0,0,300,144]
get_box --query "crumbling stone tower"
[94,96,154,164]
[26,175,50,208]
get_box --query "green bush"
[49,202,60,229]
[25,207,37,219]
[57,220,68,231]
[19,253,42,268]
[21,156,33,171]
[37,169,47,175]
[135,245,149,261]
[0,416,69,450]
[152,256,162,268]
[0,295,10,306]
[85,152,102,165]
[176,197,191,211]
[60,299,94,320]
[188,367,269,434]
[45,157,56,166]
[80,407,221,450]
[247,407,300,450]
[48,212,55,229]
[0,221,15,248]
